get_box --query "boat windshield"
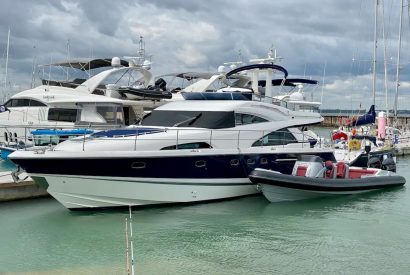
[75,103,125,126]
[140,110,235,129]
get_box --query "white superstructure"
[10,98,334,210]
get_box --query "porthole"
[247,159,255,165]
[260,158,268,165]
[131,162,146,169]
[230,159,240,166]
[195,160,206,168]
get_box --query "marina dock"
[0,171,48,201]
[320,110,410,127]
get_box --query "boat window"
[4,100,12,107]
[96,106,124,125]
[48,108,78,122]
[8,99,30,107]
[3,99,46,107]
[235,113,268,125]
[141,110,235,129]
[230,159,240,166]
[195,160,207,168]
[160,142,212,150]
[131,162,146,169]
[252,128,298,146]
[29,100,47,107]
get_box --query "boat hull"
[10,149,335,209]
[250,169,406,202]
[31,174,256,209]
[259,184,375,202]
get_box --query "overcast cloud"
[0,0,409,109]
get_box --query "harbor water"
[1,157,410,274]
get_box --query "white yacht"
[0,58,164,146]
[9,96,335,210]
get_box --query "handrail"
[0,124,327,153]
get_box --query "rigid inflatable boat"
[249,155,405,202]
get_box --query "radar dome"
[217,65,226,73]
[230,64,237,70]
[111,57,121,67]
[142,60,151,70]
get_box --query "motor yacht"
[0,57,164,148]
[9,92,335,209]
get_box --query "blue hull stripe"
[12,152,335,179]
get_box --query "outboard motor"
[367,157,382,169]
[154,78,167,91]
[291,155,325,178]
[382,156,396,172]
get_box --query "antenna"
[123,35,152,69]
[138,36,145,61]
[320,61,327,105]
[66,39,70,81]
[31,45,37,88]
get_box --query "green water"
[0,159,18,172]
[1,158,410,274]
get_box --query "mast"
[4,28,10,93]
[372,0,378,107]
[394,0,404,119]
[381,1,389,121]
[320,61,327,106]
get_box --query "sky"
[0,0,409,109]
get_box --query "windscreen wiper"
[173,113,202,127]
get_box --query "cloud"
[0,0,408,109]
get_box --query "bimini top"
[226,63,289,78]
[41,58,129,71]
[258,78,318,87]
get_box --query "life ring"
[348,139,361,150]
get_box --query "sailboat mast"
[4,28,10,91]
[372,0,378,107]
[381,1,389,120]
[394,0,404,119]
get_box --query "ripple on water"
[1,157,410,273]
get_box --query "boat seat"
[324,160,334,178]
[336,162,349,178]
[295,165,308,177]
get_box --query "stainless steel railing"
[0,124,327,153]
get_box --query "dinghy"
[249,155,405,202]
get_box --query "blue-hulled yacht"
[9,64,335,210]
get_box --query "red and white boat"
[249,155,405,202]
